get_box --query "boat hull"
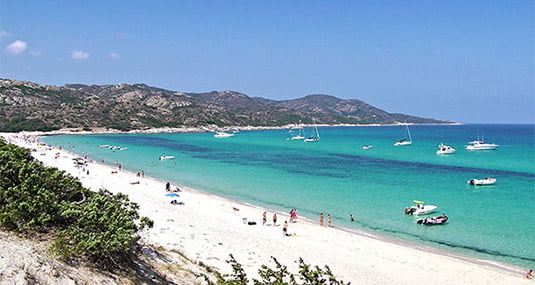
[214,132,235,138]
[405,205,438,215]
[466,145,498,150]
[467,178,496,186]
[159,156,174,160]
[417,215,448,225]
[394,141,412,146]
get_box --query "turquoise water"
[41,124,535,269]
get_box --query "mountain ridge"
[0,79,450,132]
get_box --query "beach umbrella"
[165,193,180,197]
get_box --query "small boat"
[417,214,448,225]
[288,124,306,140]
[304,121,320,142]
[98,144,110,148]
[362,145,373,150]
[467,177,496,186]
[436,143,456,155]
[159,155,175,160]
[394,124,412,146]
[465,140,498,150]
[214,132,235,138]
[404,200,438,216]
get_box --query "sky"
[0,1,533,124]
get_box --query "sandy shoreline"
[1,132,530,284]
[12,122,462,137]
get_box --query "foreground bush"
[0,138,153,269]
[206,254,350,285]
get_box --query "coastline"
[11,122,463,137]
[1,132,530,284]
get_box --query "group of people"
[259,211,296,237]
[262,211,278,226]
[319,213,333,227]
[170,199,184,205]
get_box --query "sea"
[40,124,535,269]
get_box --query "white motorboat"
[394,124,412,146]
[404,200,438,216]
[467,177,496,186]
[436,143,456,155]
[214,132,235,138]
[465,140,498,150]
[362,145,373,150]
[159,155,175,160]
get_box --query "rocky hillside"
[0,79,447,132]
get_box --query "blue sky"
[1,1,533,123]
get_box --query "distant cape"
[0,79,451,132]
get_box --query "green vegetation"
[204,254,350,285]
[3,117,59,132]
[0,138,153,269]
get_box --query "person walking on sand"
[526,269,533,279]
[283,221,288,237]
[328,214,332,227]
[262,211,267,226]
[319,213,324,226]
[165,182,171,191]
[273,213,277,226]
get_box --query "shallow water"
[42,124,535,269]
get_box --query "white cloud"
[5,40,27,55]
[0,30,10,38]
[30,50,42,56]
[71,50,89,60]
[108,52,119,59]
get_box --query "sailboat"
[288,124,306,140]
[304,121,320,142]
[394,124,412,146]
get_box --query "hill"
[0,79,448,132]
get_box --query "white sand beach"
[2,133,531,284]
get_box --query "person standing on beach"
[283,221,288,237]
[319,213,324,226]
[262,211,267,226]
[328,214,332,227]
[273,213,277,226]
[165,182,171,191]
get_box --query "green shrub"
[204,254,349,285]
[0,138,153,268]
